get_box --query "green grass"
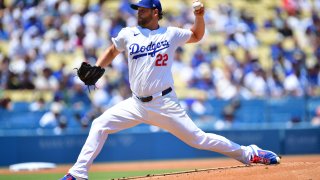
[0,169,181,180]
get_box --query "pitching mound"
[107,155,320,180]
[125,161,319,180]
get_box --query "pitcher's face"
[137,7,155,27]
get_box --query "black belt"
[136,87,172,102]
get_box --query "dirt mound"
[115,155,320,180]
[127,161,319,180]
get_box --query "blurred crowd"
[0,0,320,131]
[184,0,320,100]
[0,0,135,117]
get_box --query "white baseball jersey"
[112,26,192,97]
[68,26,252,179]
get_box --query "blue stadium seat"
[235,99,266,123]
[266,97,306,123]
[208,99,230,119]
[306,97,320,121]
[3,111,45,129]
[13,102,31,112]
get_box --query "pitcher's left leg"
[146,95,251,164]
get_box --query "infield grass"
[0,169,181,180]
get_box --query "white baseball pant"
[69,91,251,179]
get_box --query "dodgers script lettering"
[129,40,170,59]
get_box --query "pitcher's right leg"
[67,97,145,179]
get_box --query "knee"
[90,116,118,134]
[90,116,109,133]
[91,116,104,128]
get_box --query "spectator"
[282,0,299,16]
[234,26,259,50]
[283,70,304,96]
[191,45,206,68]
[315,0,320,11]
[278,21,294,38]
[240,9,257,33]
[243,64,268,98]
[190,62,215,91]
[109,12,127,38]
[69,79,91,112]
[205,44,220,62]
[0,22,9,40]
[184,97,216,130]
[212,64,238,100]
[7,71,21,89]
[0,0,5,10]
[0,55,10,89]
[311,106,320,127]
[214,105,236,130]
[19,70,35,89]
[306,63,320,96]
[34,67,59,90]
[172,47,194,87]
[39,101,67,134]
[8,32,27,58]
[29,97,47,112]
[266,70,285,98]
[75,106,104,129]
[0,97,12,111]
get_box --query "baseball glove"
[76,62,105,90]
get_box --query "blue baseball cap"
[130,0,162,13]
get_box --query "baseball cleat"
[249,144,281,165]
[60,173,76,180]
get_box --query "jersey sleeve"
[111,28,128,52]
[170,27,193,47]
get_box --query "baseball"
[192,1,203,10]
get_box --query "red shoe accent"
[251,155,271,164]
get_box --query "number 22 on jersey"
[155,53,168,66]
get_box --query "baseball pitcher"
[61,0,280,179]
